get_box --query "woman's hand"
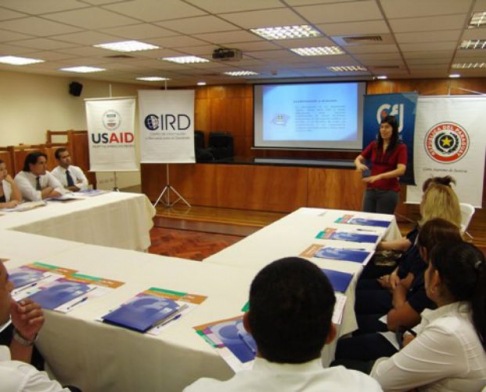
[4,174,15,184]
[363,174,381,183]
[4,200,20,208]
[356,162,369,173]
[402,333,416,347]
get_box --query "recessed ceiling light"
[0,56,44,65]
[136,76,170,81]
[223,71,258,76]
[452,62,486,69]
[60,66,106,73]
[377,75,387,80]
[251,25,322,40]
[197,81,206,86]
[162,56,209,64]
[468,11,486,28]
[291,46,344,56]
[460,39,486,50]
[327,66,367,72]
[449,73,461,78]
[94,40,159,52]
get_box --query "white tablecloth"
[0,192,155,251]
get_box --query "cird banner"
[138,90,195,164]
[86,98,137,171]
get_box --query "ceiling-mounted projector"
[212,48,242,61]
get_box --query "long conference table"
[1,197,401,392]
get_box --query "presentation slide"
[254,82,365,150]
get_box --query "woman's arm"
[355,154,369,172]
[363,164,406,184]
[6,174,22,201]
[387,279,421,331]
[377,236,412,252]
[371,324,466,391]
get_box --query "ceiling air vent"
[105,54,135,59]
[343,35,383,44]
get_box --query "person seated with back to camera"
[0,260,73,391]
[360,176,462,282]
[184,257,382,392]
[14,151,66,201]
[371,241,486,392]
[51,148,88,192]
[0,159,22,208]
[332,218,463,374]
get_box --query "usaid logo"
[376,103,404,133]
[144,114,191,131]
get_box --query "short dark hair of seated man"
[246,257,336,364]
[54,147,68,161]
[22,151,48,172]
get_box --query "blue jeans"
[362,189,399,215]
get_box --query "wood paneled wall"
[143,77,486,213]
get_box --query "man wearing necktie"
[14,152,65,201]
[51,148,89,192]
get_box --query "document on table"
[316,227,381,244]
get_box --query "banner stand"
[153,164,191,208]
[113,172,120,192]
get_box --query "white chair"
[459,203,475,239]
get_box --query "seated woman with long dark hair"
[0,159,22,208]
[371,241,486,391]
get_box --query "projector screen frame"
[253,80,367,152]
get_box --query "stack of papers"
[102,287,206,334]
[301,244,373,265]
[334,214,391,229]
[77,189,107,197]
[1,201,46,212]
[195,316,256,373]
[316,227,381,244]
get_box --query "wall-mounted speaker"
[69,81,83,97]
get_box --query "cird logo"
[102,110,121,131]
[424,122,469,163]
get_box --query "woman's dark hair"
[429,241,486,349]
[417,218,462,254]
[376,115,400,158]
[422,175,456,193]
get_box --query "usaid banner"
[139,90,195,163]
[363,93,418,185]
[86,98,137,171]
[406,96,486,207]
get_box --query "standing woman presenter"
[355,116,407,214]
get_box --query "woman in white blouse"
[0,159,22,208]
[371,241,486,391]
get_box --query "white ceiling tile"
[104,0,206,22]
[0,0,88,14]
[81,0,132,4]
[156,16,238,35]
[0,43,41,55]
[56,46,113,57]
[408,64,450,70]
[359,58,404,66]
[453,50,486,59]
[102,24,178,40]
[277,37,336,49]
[0,29,33,42]
[219,8,306,29]
[399,42,457,52]
[395,30,462,44]
[295,1,382,24]
[186,0,284,14]
[286,0,357,4]
[10,38,77,50]
[0,7,27,21]
[461,28,486,40]
[318,20,390,36]
[249,50,298,59]
[176,45,216,55]
[55,31,123,46]
[225,41,281,52]
[307,55,361,66]
[43,8,139,29]
[345,44,399,54]
[406,57,451,65]
[23,51,77,61]
[197,31,259,44]
[381,0,473,19]
[0,17,81,36]
[146,36,207,48]
[402,50,453,59]
[353,53,402,61]
[136,48,187,58]
[389,15,468,33]
[472,0,486,11]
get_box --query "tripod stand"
[153,164,191,208]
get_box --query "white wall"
[0,70,157,189]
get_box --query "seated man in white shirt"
[14,151,66,201]
[51,148,88,192]
[185,257,382,392]
[0,260,70,391]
